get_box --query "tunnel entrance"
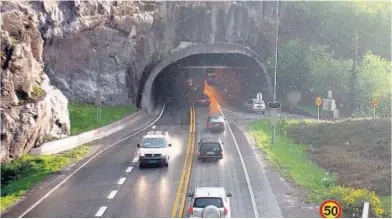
[139,43,272,113]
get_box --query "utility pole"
[350,27,359,117]
[271,0,279,145]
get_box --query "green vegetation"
[30,86,45,101]
[380,196,392,218]
[251,118,390,217]
[68,103,135,135]
[0,145,90,211]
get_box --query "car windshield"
[193,197,223,208]
[141,138,167,148]
[201,143,221,152]
[210,117,223,122]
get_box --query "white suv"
[137,130,172,168]
[186,187,232,218]
[244,98,266,114]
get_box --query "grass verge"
[381,196,392,218]
[0,145,90,212]
[299,104,328,117]
[69,103,135,135]
[251,119,336,202]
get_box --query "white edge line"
[95,206,107,217]
[132,156,139,163]
[107,190,118,199]
[18,104,166,218]
[117,177,126,185]
[125,167,133,173]
[218,104,260,218]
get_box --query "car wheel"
[165,162,168,167]
[139,163,144,168]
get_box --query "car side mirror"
[137,144,140,148]
[186,193,193,198]
[168,144,172,147]
[226,193,232,197]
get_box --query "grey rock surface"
[1,3,69,163]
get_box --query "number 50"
[324,205,338,216]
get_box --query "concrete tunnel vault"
[141,42,273,114]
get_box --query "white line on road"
[132,157,139,163]
[117,177,126,185]
[107,190,118,199]
[95,206,107,217]
[218,104,260,218]
[17,105,166,218]
[125,167,133,173]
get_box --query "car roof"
[144,130,167,138]
[200,136,221,144]
[194,187,226,198]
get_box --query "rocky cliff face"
[26,1,285,105]
[1,3,70,163]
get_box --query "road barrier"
[30,104,165,155]
[362,202,370,218]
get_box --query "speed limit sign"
[319,200,343,218]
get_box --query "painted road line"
[107,190,118,200]
[132,157,139,163]
[218,104,260,218]
[17,104,166,218]
[125,167,133,173]
[95,206,107,217]
[178,107,196,217]
[171,107,194,218]
[117,177,126,185]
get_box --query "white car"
[244,98,266,114]
[137,130,172,168]
[186,187,232,218]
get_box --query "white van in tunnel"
[244,98,266,114]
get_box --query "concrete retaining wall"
[30,105,165,155]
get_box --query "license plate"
[207,152,215,155]
[149,160,158,163]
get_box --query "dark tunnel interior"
[150,53,270,108]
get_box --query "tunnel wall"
[141,42,273,113]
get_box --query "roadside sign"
[316,96,322,106]
[371,97,380,108]
[327,90,333,99]
[95,91,101,106]
[256,92,263,100]
[319,200,342,218]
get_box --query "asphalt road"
[182,105,282,218]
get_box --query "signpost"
[371,97,380,118]
[95,91,102,123]
[257,92,263,116]
[316,96,322,121]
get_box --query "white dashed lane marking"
[95,206,107,217]
[107,190,118,199]
[132,157,139,163]
[125,167,133,173]
[117,177,126,185]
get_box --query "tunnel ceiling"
[171,53,259,69]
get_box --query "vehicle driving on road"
[206,115,226,132]
[244,98,266,114]
[196,93,210,106]
[186,187,232,218]
[197,137,224,162]
[137,130,172,168]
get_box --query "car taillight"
[197,152,200,157]
[221,151,223,156]
[224,207,228,215]
[187,206,193,214]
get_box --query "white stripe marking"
[125,167,133,173]
[107,190,118,199]
[95,206,107,217]
[17,105,166,218]
[218,104,260,218]
[117,177,126,185]
[132,157,139,163]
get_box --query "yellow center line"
[171,106,195,218]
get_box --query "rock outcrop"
[1,3,70,163]
[25,1,285,105]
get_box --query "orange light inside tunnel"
[204,81,223,115]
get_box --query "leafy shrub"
[327,186,384,218]
[30,86,45,101]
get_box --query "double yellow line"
[171,106,196,218]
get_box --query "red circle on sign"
[319,199,343,218]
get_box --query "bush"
[30,86,45,101]
[327,186,384,218]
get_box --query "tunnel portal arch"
[141,42,273,113]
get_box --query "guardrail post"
[362,202,370,218]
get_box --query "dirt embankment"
[287,118,391,196]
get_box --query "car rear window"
[193,197,223,208]
[210,117,224,123]
[201,143,221,152]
